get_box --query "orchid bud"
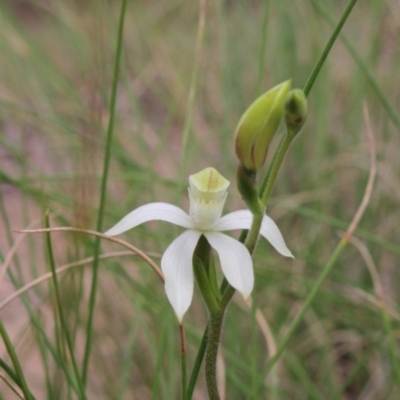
[284,89,307,132]
[234,80,291,172]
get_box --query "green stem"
[220,285,236,310]
[45,214,87,399]
[0,320,36,400]
[82,0,127,386]
[246,132,294,256]
[201,283,236,396]
[205,310,225,400]
[244,213,264,255]
[260,134,292,207]
[303,0,359,97]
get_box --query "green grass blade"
[0,320,36,400]
[303,0,359,97]
[256,0,271,96]
[44,213,87,399]
[82,0,128,386]
[309,0,400,131]
[178,0,206,185]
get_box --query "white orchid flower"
[105,167,292,322]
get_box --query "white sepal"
[161,229,202,322]
[260,215,293,258]
[216,210,293,258]
[105,202,193,236]
[204,232,254,299]
[213,209,253,231]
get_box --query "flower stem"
[220,284,235,310]
[205,310,225,400]
[243,213,264,255]
[259,133,293,208]
[201,280,238,399]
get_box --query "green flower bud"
[234,80,291,172]
[284,89,307,132]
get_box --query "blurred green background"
[0,0,399,399]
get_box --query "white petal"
[213,209,253,231]
[105,202,193,236]
[161,230,202,322]
[215,210,293,258]
[260,215,293,258]
[204,232,254,299]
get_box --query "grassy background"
[0,0,399,399]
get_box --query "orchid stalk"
[105,167,292,323]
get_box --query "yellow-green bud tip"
[189,167,230,194]
[284,89,307,130]
[234,80,291,172]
